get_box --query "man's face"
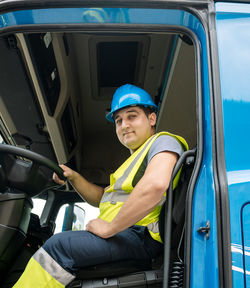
[114,106,156,152]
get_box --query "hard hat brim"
[106,111,114,123]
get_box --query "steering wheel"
[0,144,66,196]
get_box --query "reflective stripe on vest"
[101,191,166,206]
[99,132,188,243]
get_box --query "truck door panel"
[216,2,250,287]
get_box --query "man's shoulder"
[147,133,184,164]
[153,133,182,149]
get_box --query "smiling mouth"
[123,132,134,136]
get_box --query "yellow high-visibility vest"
[99,132,188,242]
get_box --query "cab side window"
[54,203,99,234]
[0,133,5,144]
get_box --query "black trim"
[1,0,249,11]
[0,22,203,37]
[241,202,250,287]
[207,3,232,288]
[163,149,197,287]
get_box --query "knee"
[43,232,67,254]
[39,232,76,273]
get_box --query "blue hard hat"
[106,84,157,122]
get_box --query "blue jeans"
[43,225,163,273]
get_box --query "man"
[14,84,188,287]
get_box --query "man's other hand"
[85,218,115,238]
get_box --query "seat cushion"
[76,259,152,280]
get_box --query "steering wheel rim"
[0,144,66,181]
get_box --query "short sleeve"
[146,135,184,165]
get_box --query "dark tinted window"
[97,42,139,87]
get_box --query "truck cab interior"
[0,27,198,288]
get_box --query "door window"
[54,203,99,234]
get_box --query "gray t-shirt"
[147,135,183,165]
[132,135,184,186]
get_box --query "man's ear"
[148,112,157,126]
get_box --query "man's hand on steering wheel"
[53,164,76,185]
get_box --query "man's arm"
[53,164,104,207]
[86,151,178,237]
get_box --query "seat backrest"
[159,154,195,245]
[0,192,32,276]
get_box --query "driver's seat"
[0,190,32,278]
[0,155,34,280]
[68,150,195,288]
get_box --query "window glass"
[31,198,46,217]
[54,202,99,234]
[76,203,99,227]
[72,205,85,231]
[54,204,69,233]
[0,134,4,144]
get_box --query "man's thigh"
[43,226,151,272]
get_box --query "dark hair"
[113,105,157,125]
[140,106,157,129]
[140,106,157,116]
